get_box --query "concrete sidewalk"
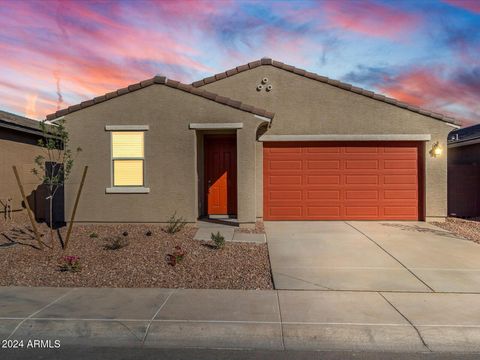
[1,287,480,353]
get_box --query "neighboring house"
[448,124,480,218]
[0,110,47,219]
[46,58,458,225]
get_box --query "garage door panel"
[345,175,379,185]
[269,207,303,217]
[307,190,341,200]
[344,147,380,154]
[384,159,417,169]
[306,147,340,153]
[268,175,302,185]
[345,207,379,217]
[268,160,302,170]
[306,160,341,170]
[307,175,341,185]
[384,147,417,153]
[306,207,341,217]
[266,146,302,154]
[345,160,379,169]
[384,206,418,217]
[264,142,421,221]
[345,190,379,200]
[268,190,302,200]
[384,190,417,199]
[384,175,417,184]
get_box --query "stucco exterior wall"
[63,85,264,223]
[202,66,454,220]
[0,128,43,212]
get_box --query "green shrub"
[165,212,187,234]
[89,232,98,238]
[211,231,225,249]
[104,235,129,250]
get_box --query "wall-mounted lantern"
[429,141,443,158]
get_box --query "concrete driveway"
[265,221,480,292]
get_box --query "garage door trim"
[259,134,431,141]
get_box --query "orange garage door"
[264,141,422,221]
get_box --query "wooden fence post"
[64,166,88,251]
[12,166,43,249]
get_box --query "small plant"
[145,230,152,237]
[89,232,98,238]
[211,231,225,249]
[104,235,129,250]
[58,255,81,272]
[165,212,187,234]
[166,245,186,266]
[122,231,129,237]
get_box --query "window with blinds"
[111,131,144,186]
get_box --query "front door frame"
[204,134,237,216]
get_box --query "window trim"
[106,126,149,192]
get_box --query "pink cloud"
[444,0,480,13]
[378,67,480,125]
[0,0,225,119]
[324,0,421,40]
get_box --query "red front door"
[205,135,237,215]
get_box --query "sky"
[0,0,479,126]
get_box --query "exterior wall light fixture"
[429,141,443,158]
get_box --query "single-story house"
[46,58,458,225]
[0,110,55,221]
[448,124,480,218]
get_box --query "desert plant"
[89,232,98,238]
[211,231,225,249]
[122,231,129,237]
[58,255,81,272]
[31,119,82,247]
[145,230,152,236]
[164,212,187,234]
[166,245,186,266]
[104,235,129,250]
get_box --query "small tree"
[32,119,81,247]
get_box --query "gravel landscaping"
[0,212,273,289]
[235,221,265,234]
[432,217,480,244]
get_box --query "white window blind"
[111,131,144,186]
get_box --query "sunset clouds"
[0,0,479,125]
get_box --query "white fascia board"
[254,114,271,123]
[258,134,432,142]
[105,125,150,131]
[445,122,461,129]
[189,123,243,130]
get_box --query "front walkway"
[265,221,480,292]
[1,287,480,352]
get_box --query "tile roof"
[45,76,275,121]
[0,110,44,135]
[448,123,480,144]
[192,58,459,126]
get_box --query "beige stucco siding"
[64,85,264,223]
[0,128,43,212]
[202,66,454,219]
